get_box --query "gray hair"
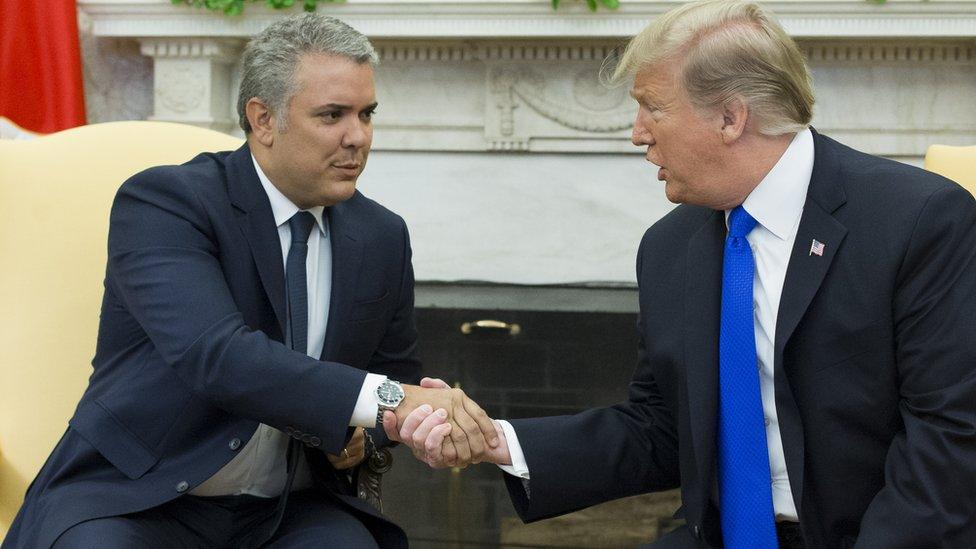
[606,0,814,136]
[237,13,379,133]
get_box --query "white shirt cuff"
[350,373,386,427]
[496,419,530,480]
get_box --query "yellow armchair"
[924,144,976,197]
[0,122,241,538]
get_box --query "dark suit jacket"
[504,131,976,548]
[5,144,421,548]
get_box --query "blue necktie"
[286,211,316,354]
[717,206,778,548]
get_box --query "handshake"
[381,377,511,469]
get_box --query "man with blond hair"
[389,1,976,547]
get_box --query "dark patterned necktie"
[286,211,316,354]
[267,210,317,538]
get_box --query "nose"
[631,109,653,147]
[631,126,644,147]
[342,118,371,149]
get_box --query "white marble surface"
[809,54,976,156]
[357,151,671,285]
[78,11,153,125]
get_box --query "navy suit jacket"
[6,144,421,548]
[504,131,976,548]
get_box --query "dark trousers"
[52,490,379,549]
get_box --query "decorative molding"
[138,38,242,132]
[478,43,619,61]
[154,64,206,113]
[139,37,242,61]
[78,0,976,39]
[489,67,631,134]
[487,138,531,151]
[375,44,477,62]
[802,41,976,63]
[375,41,976,65]
[515,72,630,132]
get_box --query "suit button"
[176,481,189,493]
[229,438,242,451]
[691,524,701,539]
[301,434,311,444]
[309,436,321,447]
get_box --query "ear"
[720,96,748,144]
[245,97,276,147]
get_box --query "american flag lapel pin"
[809,239,825,257]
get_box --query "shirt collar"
[251,154,326,236]
[729,128,814,241]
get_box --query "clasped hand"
[383,378,511,469]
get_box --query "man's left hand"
[327,426,366,470]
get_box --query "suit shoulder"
[815,134,975,235]
[112,151,236,228]
[822,135,960,200]
[641,204,713,246]
[344,191,408,232]
[119,150,233,197]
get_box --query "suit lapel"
[774,148,848,359]
[320,199,364,361]
[227,144,287,338]
[773,129,848,514]
[684,209,726,509]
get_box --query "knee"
[268,519,379,549]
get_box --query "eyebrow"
[316,102,379,111]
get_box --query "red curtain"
[0,0,87,134]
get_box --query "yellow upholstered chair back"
[0,121,241,537]
[924,144,976,197]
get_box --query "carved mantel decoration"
[78,0,976,155]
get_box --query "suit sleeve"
[855,184,976,547]
[106,169,367,455]
[503,234,681,522]
[366,216,422,448]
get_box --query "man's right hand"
[388,379,498,466]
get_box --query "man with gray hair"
[5,13,497,549]
[390,0,976,547]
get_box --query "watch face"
[377,382,403,406]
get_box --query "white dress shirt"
[500,129,815,522]
[191,155,386,497]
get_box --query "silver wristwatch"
[374,379,404,425]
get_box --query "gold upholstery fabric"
[924,144,976,197]
[0,122,241,537]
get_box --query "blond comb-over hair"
[607,0,814,135]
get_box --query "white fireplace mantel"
[77,0,976,148]
[76,0,976,289]
[80,0,976,39]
